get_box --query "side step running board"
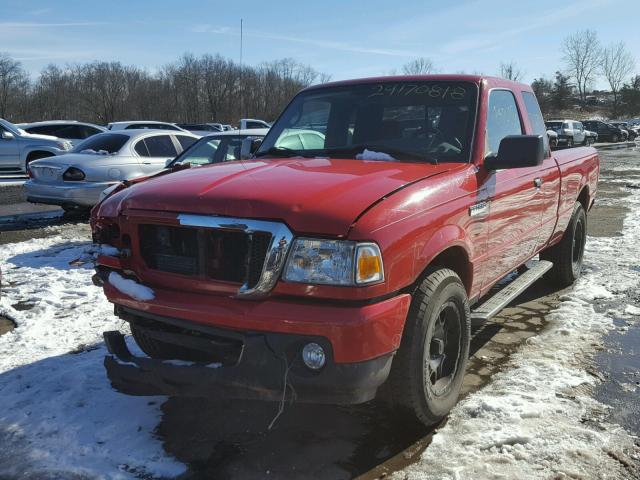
[470,260,553,326]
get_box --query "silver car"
[16,120,106,146]
[0,118,73,174]
[25,129,198,211]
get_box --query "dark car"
[582,120,625,143]
[610,122,637,140]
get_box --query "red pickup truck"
[92,75,599,425]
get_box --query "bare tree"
[601,41,635,116]
[562,29,601,103]
[500,61,523,82]
[0,53,29,118]
[402,57,435,75]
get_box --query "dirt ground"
[0,146,636,479]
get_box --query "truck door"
[480,89,544,289]
[521,92,562,251]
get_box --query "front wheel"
[567,138,574,148]
[386,268,470,426]
[540,202,587,287]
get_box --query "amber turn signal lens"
[356,244,384,284]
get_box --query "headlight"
[283,238,383,286]
[56,140,72,150]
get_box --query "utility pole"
[240,18,244,121]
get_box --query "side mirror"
[484,135,544,171]
[240,137,263,160]
[1,131,15,140]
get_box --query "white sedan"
[25,129,198,212]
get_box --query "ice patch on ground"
[0,236,184,478]
[625,304,640,316]
[108,271,155,301]
[397,185,640,479]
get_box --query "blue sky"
[1,0,637,87]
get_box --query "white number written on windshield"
[368,84,467,100]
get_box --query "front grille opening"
[139,224,272,288]
[132,317,244,364]
[205,230,249,283]
[140,225,199,275]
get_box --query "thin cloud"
[440,0,613,55]
[0,21,109,28]
[29,8,53,15]
[192,23,419,58]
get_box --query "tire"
[540,202,587,287]
[61,205,90,217]
[131,324,191,360]
[612,134,619,143]
[386,268,471,426]
[567,138,574,148]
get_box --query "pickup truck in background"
[0,118,73,174]
[91,75,599,425]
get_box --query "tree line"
[0,53,329,125]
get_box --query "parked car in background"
[221,124,235,131]
[583,129,597,145]
[582,120,625,143]
[94,129,271,205]
[544,120,586,147]
[17,120,106,146]
[107,121,189,132]
[610,122,637,140]
[24,130,198,211]
[176,123,224,136]
[546,129,558,148]
[93,75,598,427]
[239,118,271,130]
[168,129,269,167]
[0,118,73,174]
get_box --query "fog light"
[302,342,326,370]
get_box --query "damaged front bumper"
[103,307,394,405]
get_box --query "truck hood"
[107,157,454,236]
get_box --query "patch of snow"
[0,236,184,478]
[397,176,640,479]
[108,272,155,301]
[355,149,396,161]
[624,304,640,316]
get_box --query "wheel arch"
[577,184,590,212]
[413,226,474,296]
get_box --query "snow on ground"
[0,236,185,479]
[397,192,640,478]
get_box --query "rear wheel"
[386,268,470,426]
[541,202,586,287]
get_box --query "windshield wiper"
[254,146,307,158]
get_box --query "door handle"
[534,177,543,188]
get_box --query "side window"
[176,135,197,150]
[134,139,150,157]
[522,91,549,155]
[486,90,523,155]
[29,125,60,136]
[219,137,244,162]
[144,135,178,157]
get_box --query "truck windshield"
[256,81,478,163]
